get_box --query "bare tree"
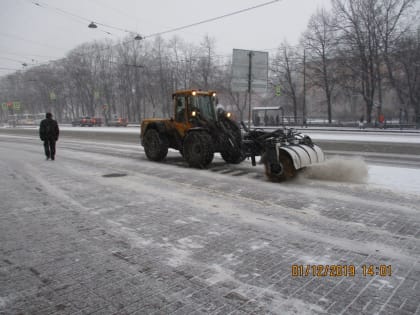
[332,0,380,123]
[303,8,338,123]
[152,37,175,117]
[332,0,416,123]
[63,44,101,118]
[169,36,198,90]
[271,44,301,123]
[393,32,420,124]
[374,0,416,118]
[114,37,148,122]
[195,35,217,89]
[94,40,117,122]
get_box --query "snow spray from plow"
[302,157,369,183]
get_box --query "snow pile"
[303,156,369,183]
[368,165,420,195]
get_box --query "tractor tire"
[221,142,244,164]
[220,117,244,164]
[264,152,296,182]
[143,129,169,161]
[183,132,214,168]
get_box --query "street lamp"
[88,22,98,29]
[134,35,143,40]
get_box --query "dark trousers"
[43,139,56,159]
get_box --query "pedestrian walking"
[39,112,59,160]
[358,116,365,129]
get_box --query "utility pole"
[302,48,306,127]
[247,51,254,129]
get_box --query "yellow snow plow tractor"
[140,89,325,181]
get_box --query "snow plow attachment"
[240,124,325,181]
[278,143,325,170]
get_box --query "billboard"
[231,49,268,93]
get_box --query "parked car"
[90,117,102,126]
[107,117,128,127]
[72,117,102,127]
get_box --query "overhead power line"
[0,31,66,51]
[6,0,282,74]
[0,56,26,64]
[0,51,59,60]
[0,67,22,71]
[28,0,281,41]
[29,0,135,35]
[144,0,281,39]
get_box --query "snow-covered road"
[1,133,419,314]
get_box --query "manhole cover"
[102,173,127,178]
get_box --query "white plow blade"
[276,144,325,170]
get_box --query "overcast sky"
[0,0,331,76]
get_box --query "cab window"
[175,96,186,122]
[188,95,216,121]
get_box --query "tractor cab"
[173,90,218,125]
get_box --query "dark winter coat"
[39,118,59,141]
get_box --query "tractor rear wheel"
[183,132,214,168]
[143,129,168,161]
[264,152,296,182]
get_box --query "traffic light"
[275,86,282,96]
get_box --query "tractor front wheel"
[183,132,214,168]
[219,116,243,164]
[143,129,169,161]
[221,144,244,164]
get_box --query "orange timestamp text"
[291,264,392,277]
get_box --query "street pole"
[247,51,253,129]
[303,48,306,127]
